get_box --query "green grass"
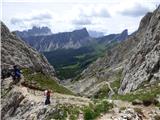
[83,99,113,120]
[62,63,79,69]
[110,70,122,94]
[22,68,74,95]
[113,85,160,102]
[43,41,117,80]
[47,104,80,120]
[75,54,86,59]
[93,85,110,99]
[93,69,123,99]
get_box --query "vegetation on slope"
[22,68,74,95]
[83,99,113,120]
[47,99,113,120]
[43,40,118,80]
[113,84,160,103]
[43,45,106,80]
[47,104,80,120]
[93,69,122,99]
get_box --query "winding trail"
[2,77,92,107]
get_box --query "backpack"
[47,91,50,97]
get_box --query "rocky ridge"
[16,27,128,52]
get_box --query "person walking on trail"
[12,65,21,84]
[44,89,51,105]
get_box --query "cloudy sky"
[2,0,159,35]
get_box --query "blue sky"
[2,0,159,34]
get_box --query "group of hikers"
[2,65,51,105]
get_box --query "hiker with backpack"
[12,65,21,84]
[44,89,51,105]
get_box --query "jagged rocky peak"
[1,22,56,78]
[16,25,52,38]
[118,5,160,94]
[1,22,11,37]
[120,29,128,37]
[115,29,128,41]
[138,12,153,30]
[72,27,90,38]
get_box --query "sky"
[1,0,160,35]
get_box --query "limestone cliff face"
[118,6,160,94]
[69,6,160,96]
[1,22,56,78]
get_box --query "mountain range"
[15,26,128,80]
[16,27,128,52]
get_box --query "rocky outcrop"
[119,6,160,94]
[1,22,56,78]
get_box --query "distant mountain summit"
[16,26,52,38]
[16,28,91,51]
[96,29,128,44]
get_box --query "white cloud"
[119,3,150,17]
[10,11,54,29]
[3,0,159,34]
[72,17,92,25]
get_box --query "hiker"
[44,89,51,105]
[11,65,21,84]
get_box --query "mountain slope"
[68,6,160,97]
[1,22,56,77]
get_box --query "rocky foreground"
[1,77,160,120]
[1,77,91,120]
